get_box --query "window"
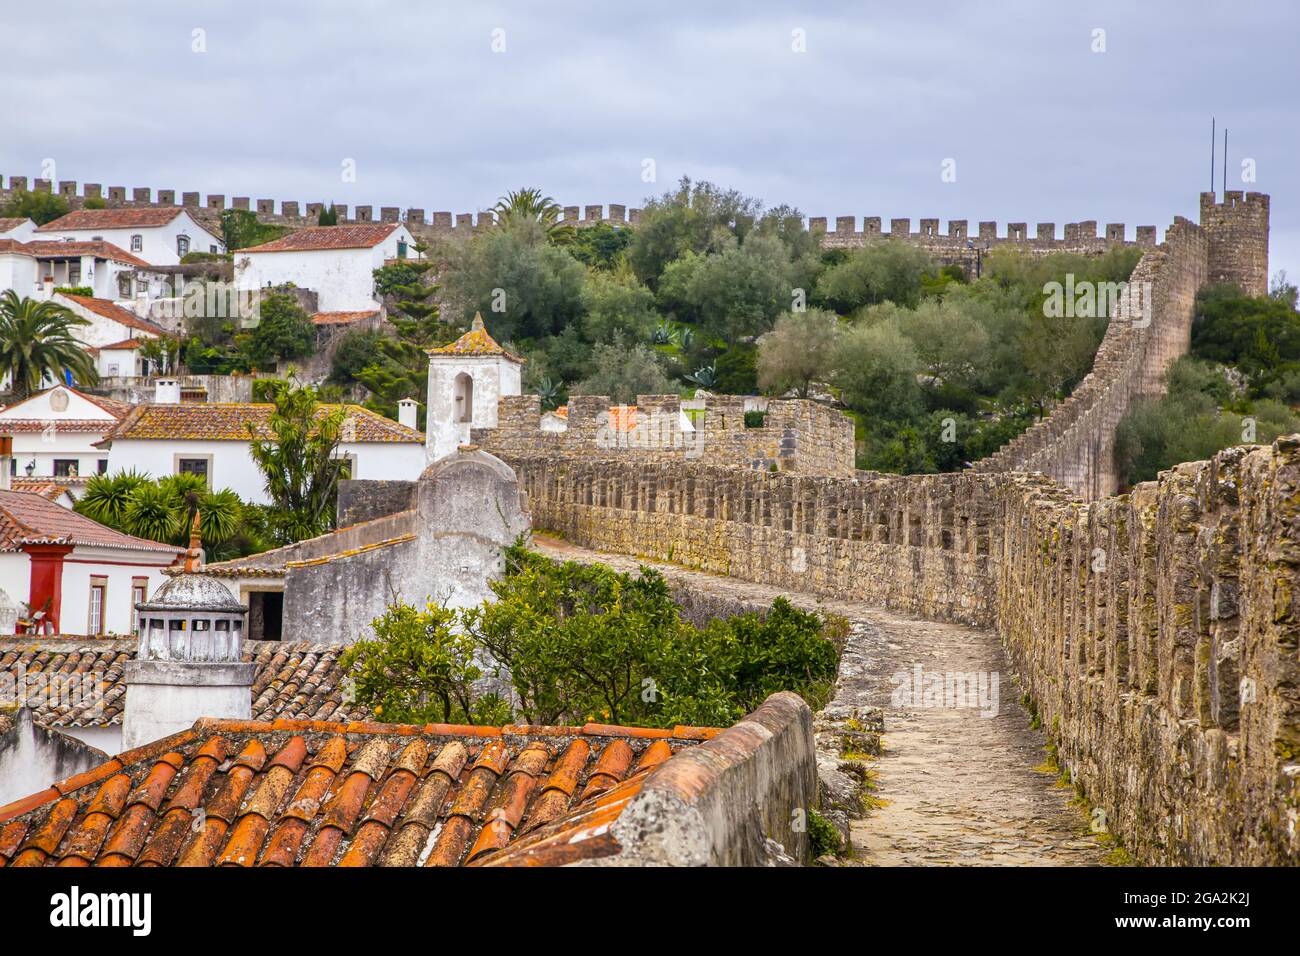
[68,262,81,285]
[131,577,148,635]
[209,244,217,253]
[53,459,79,477]
[117,274,132,298]
[397,239,408,259]
[176,456,212,484]
[88,577,107,635]
[176,235,190,256]
[130,235,143,252]
[97,459,109,475]
[454,372,474,423]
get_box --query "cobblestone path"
[533,535,1111,866]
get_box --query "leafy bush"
[346,546,840,729]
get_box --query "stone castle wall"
[474,393,856,477]
[1,173,1158,261]
[505,440,1300,865]
[976,193,1267,499]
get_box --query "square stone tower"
[1199,191,1270,297]
[424,313,524,461]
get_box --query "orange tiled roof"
[242,223,399,253]
[0,717,718,867]
[95,338,146,351]
[0,218,31,234]
[428,312,524,362]
[311,310,380,326]
[0,639,365,729]
[25,241,151,269]
[57,295,167,336]
[0,239,32,256]
[100,403,423,444]
[35,208,185,231]
[0,490,184,554]
[8,479,76,501]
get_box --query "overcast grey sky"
[3,1,1295,280]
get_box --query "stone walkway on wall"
[532,535,1111,867]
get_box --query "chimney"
[154,378,181,404]
[41,276,53,300]
[398,398,419,431]
[122,514,254,749]
[0,435,11,491]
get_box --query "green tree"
[0,292,96,399]
[656,233,795,342]
[247,384,349,544]
[219,209,289,251]
[580,270,658,344]
[627,178,764,289]
[242,293,315,368]
[757,308,843,397]
[814,241,935,313]
[76,470,255,559]
[0,189,68,225]
[571,336,676,403]
[831,320,924,424]
[442,219,586,341]
[318,203,338,226]
[340,602,495,724]
[492,188,576,245]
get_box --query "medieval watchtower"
[1199,190,1270,297]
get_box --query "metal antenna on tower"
[1210,118,1216,194]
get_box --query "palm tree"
[75,469,245,552]
[0,291,97,399]
[492,188,576,245]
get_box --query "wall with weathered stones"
[475,393,856,477]
[506,439,1300,865]
[976,193,1267,499]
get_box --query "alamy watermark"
[595,407,704,458]
[889,663,1000,717]
[1043,274,1152,328]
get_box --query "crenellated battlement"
[0,173,1157,257]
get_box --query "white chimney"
[155,378,181,404]
[123,517,254,749]
[398,398,419,431]
[0,435,11,491]
[40,276,54,300]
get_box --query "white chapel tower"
[424,312,524,461]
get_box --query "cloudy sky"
[3,1,1295,280]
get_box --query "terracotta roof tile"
[0,490,185,554]
[36,208,187,231]
[56,295,167,336]
[100,402,422,443]
[0,218,31,234]
[0,639,369,728]
[428,312,523,362]
[24,241,151,268]
[0,718,717,867]
[312,310,381,326]
[242,223,399,253]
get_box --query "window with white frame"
[88,577,107,635]
[130,235,143,252]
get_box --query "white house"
[0,486,182,637]
[234,223,421,313]
[34,207,223,267]
[0,386,129,480]
[0,239,154,302]
[0,217,37,240]
[51,293,167,377]
[425,313,524,460]
[98,388,427,504]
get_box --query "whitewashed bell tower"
[424,312,523,461]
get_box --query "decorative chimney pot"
[122,514,255,749]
